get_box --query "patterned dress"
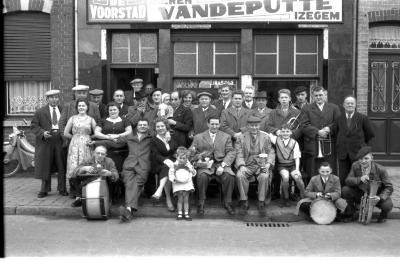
[66,115,94,178]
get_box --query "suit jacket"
[345,161,393,201]
[150,136,178,174]
[213,99,232,116]
[220,106,253,137]
[70,156,118,181]
[170,104,193,147]
[235,131,275,168]
[252,107,272,132]
[293,101,309,110]
[98,103,108,119]
[118,103,129,118]
[266,105,301,139]
[126,103,158,135]
[124,89,145,106]
[119,131,152,175]
[334,110,375,160]
[189,130,236,176]
[242,100,257,110]
[192,106,220,135]
[59,100,101,133]
[31,104,64,180]
[300,102,341,155]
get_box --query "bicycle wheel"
[3,159,20,177]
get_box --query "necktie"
[236,108,240,118]
[52,107,58,126]
[346,113,351,128]
[211,134,215,144]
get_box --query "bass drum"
[82,177,110,220]
[310,199,336,225]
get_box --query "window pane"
[7,81,50,115]
[129,34,140,63]
[112,34,128,48]
[141,48,157,63]
[215,42,236,53]
[198,43,213,75]
[296,55,318,74]
[141,33,157,47]
[255,35,277,53]
[215,54,236,75]
[296,35,318,53]
[174,42,196,53]
[174,54,196,75]
[112,48,129,63]
[279,35,294,74]
[255,55,276,74]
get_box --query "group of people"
[31,78,394,223]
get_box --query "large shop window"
[254,34,320,76]
[112,33,158,64]
[4,12,51,115]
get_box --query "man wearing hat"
[191,92,220,136]
[31,90,68,198]
[125,78,145,106]
[126,91,157,136]
[235,116,276,215]
[342,146,393,223]
[252,90,272,132]
[293,86,309,110]
[89,89,107,119]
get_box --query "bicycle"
[3,121,35,177]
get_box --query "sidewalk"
[4,167,400,221]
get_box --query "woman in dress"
[150,117,178,212]
[64,98,96,205]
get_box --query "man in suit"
[235,116,276,215]
[113,89,129,117]
[214,83,233,115]
[342,146,393,223]
[168,90,193,147]
[118,118,153,222]
[31,90,68,198]
[125,78,145,106]
[89,89,108,119]
[300,86,341,180]
[192,92,220,136]
[126,92,158,136]
[242,85,257,110]
[252,91,272,132]
[296,161,349,222]
[334,96,375,185]
[190,116,237,215]
[293,86,309,110]
[220,90,253,140]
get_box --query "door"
[368,54,400,164]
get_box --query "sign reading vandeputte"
[87,0,342,23]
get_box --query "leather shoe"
[71,199,82,207]
[37,192,48,198]
[59,191,69,196]
[377,213,388,223]
[119,206,133,222]
[240,200,249,214]
[258,201,266,216]
[224,203,234,215]
[197,203,205,215]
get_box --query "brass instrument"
[287,110,303,130]
[359,180,381,225]
[317,133,332,158]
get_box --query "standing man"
[293,86,309,110]
[113,89,128,117]
[126,92,157,135]
[125,78,145,106]
[118,118,153,222]
[190,116,237,215]
[191,92,220,136]
[242,85,257,110]
[342,146,393,223]
[252,91,272,132]
[168,90,193,147]
[220,90,253,140]
[335,96,375,185]
[300,86,341,180]
[31,90,68,198]
[235,116,276,215]
[89,89,107,119]
[214,83,233,115]
[144,83,155,96]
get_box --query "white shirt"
[223,99,231,109]
[49,105,60,130]
[209,131,216,143]
[346,111,354,119]
[317,103,325,112]
[268,134,301,159]
[202,107,209,112]
[245,101,253,109]
[321,176,328,184]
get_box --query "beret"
[254,91,268,99]
[356,146,372,160]
[197,92,213,99]
[247,116,262,123]
[45,90,60,96]
[71,85,89,91]
[294,86,308,94]
[150,88,163,97]
[89,89,104,95]
[130,78,144,84]
[134,91,148,100]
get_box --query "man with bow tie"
[189,116,236,215]
[31,90,69,198]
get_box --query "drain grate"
[246,222,290,227]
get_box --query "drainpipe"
[352,0,358,97]
[74,0,79,85]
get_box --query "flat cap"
[130,78,144,84]
[45,90,60,96]
[89,89,104,95]
[254,91,268,99]
[356,146,372,160]
[150,88,163,97]
[294,86,308,94]
[72,85,89,91]
[134,91,148,100]
[247,116,262,123]
[197,91,213,99]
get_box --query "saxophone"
[358,180,381,225]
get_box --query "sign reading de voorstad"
[88,0,342,23]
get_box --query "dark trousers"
[121,167,149,210]
[338,154,354,186]
[197,172,235,204]
[342,186,393,217]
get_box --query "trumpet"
[317,133,332,158]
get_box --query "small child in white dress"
[168,146,196,221]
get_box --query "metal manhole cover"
[246,222,290,227]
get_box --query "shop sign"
[87,0,342,23]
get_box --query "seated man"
[235,116,275,215]
[296,162,349,222]
[70,145,119,207]
[342,146,393,223]
[189,116,236,215]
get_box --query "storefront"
[78,0,353,105]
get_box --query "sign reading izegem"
[88,0,342,23]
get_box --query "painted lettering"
[245,1,262,14]
[263,0,280,13]
[159,6,175,20]
[316,0,332,10]
[176,5,191,19]
[299,0,311,11]
[295,11,340,20]
[228,2,245,16]
[192,4,208,18]
[282,0,295,12]
[210,3,226,17]
[90,4,98,19]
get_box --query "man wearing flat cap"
[192,92,220,136]
[89,89,107,119]
[252,91,272,132]
[125,78,145,106]
[31,90,68,198]
[342,146,394,223]
[293,86,309,110]
[235,116,275,215]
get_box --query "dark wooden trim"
[110,64,157,69]
[369,49,400,55]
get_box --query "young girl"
[168,146,196,221]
